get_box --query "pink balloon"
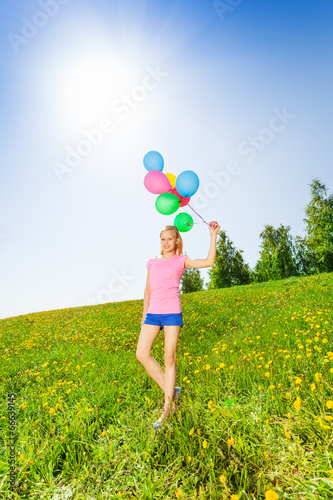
[144,170,172,194]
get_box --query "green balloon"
[155,193,181,215]
[174,212,193,232]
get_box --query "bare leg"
[161,325,181,420]
[136,324,178,413]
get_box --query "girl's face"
[160,230,178,253]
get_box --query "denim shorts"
[143,313,183,330]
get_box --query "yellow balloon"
[165,173,176,188]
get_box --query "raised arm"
[185,221,220,269]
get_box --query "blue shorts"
[143,313,183,330]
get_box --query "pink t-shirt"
[146,254,187,314]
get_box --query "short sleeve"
[179,254,187,269]
[147,258,155,270]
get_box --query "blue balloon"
[176,170,199,198]
[143,151,164,171]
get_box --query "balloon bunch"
[143,150,208,232]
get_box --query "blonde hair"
[159,225,183,256]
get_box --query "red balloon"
[169,187,190,207]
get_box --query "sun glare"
[60,52,135,128]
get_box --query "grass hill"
[1,273,333,499]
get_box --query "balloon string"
[187,203,209,226]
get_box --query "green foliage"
[303,178,333,273]
[180,263,204,294]
[253,224,298,282]
[207,229,252,289]
[1,274,333,498]
[294,234,313,276]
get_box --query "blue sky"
[0,0,332,320]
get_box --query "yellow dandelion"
[326,400,333,409]
[310,384,316,391]
[175,489,182,498]
[49,408,55,415]
[283,426,291,439]
[294,397,301,410]
[227,438,234,447]
[230,495,239,500]
[202,440,208,449]
[189,427,194,436]
[265,490,279,500]
[265,372,270,378]
[219,475,226,483]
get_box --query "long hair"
[159,225,183,256]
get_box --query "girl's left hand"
[209,221,220,235]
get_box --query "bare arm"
[141,269,151,325]
[185,221,220,269]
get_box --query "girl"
[136,220,220,430]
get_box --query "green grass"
[1,273,333,499]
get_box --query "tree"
[253,224,298,282]
[180,266,204,294]
[207,230,251,289]
[293,235,312,276]
[303,178,333,273]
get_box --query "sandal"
[172,386,181,413]
[153,416,164,430]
